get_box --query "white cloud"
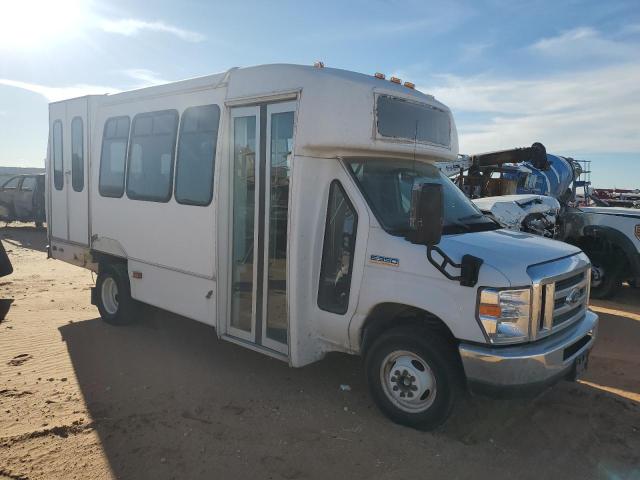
[100,18,205,43]
[0,68,173,102]
[422,62,640,154]
[122,69,170,86]
[530,27,638,61]
[0,78,119,102]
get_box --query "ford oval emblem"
[566,287,581,306]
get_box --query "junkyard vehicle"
[0,174,46,227]
[46,64,598,429]
[449,145,640,299]
[559,206,640,298]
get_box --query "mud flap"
[90,286,98,306]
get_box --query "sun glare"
[0,0,88,50]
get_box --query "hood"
[439,229,581,270]
[581,207,640,218]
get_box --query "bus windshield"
[346,158,500,236]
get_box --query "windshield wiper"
[457,213,484,221]
[445,219,472,233]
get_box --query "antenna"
[413,119,419,175]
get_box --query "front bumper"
[459,310,598,394]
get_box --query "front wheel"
[590,260,621,299]
[365,327,462,430]
[96,265,138,325]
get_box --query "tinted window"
[376,95,450,147]
[126,110,178,202]
[20,177,36,191]
[99,116,130,197]
[71,117,84,192]
[318,181,358,314]
[3,177,20,189]
[52,120,63,190]
[175,105,220,205]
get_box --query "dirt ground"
[0,224,638,480]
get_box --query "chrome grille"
[528,255,591,341]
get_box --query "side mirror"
[408,183,443,246]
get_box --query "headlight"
[477,288,531,344]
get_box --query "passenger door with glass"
[14,176,36,218]
[48,98,89,244]
[226,102,296,355]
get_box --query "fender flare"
[582,225,640,277]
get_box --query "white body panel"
[47,97,91,244]
[46,64,588,370]
[579,207,640,252]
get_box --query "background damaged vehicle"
[0,174,46,228]
[444,144,640,299]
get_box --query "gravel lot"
[1,225,638,480]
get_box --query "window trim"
[99,115,130,198]
[374,93,451,149]
[2,176,21,189]
[317,179,359,315]
[71,116,84,192]
[19,176,37,192]
[52,119,64,191]
[125,109,179,203]
[174,104,221,207]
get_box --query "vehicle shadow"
[59,305,640,480]
[0,223,47,253]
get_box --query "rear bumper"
[459,310,598,395]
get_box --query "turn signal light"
[374,72,385,79]
[390,76,402,84]
[478,304,502,317]
[404,81,415,89]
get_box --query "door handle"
[65,170,71,175]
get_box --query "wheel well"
[90,251,127,274]
[360,303,458,357]
[571,235,626,266]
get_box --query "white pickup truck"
[472,197,640,298]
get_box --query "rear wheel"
[365,327,462,430]
[96,265,138,325]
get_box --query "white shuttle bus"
[46,64,598,429]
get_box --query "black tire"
[95,264,138,325]
[589,259,622,299]
[364,327,463,431]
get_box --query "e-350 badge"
[369,254,400,267]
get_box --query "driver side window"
[318,181,358,314]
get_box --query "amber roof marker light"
[389,76,402,84]
[404,81,415,89]
[374,72,386,79]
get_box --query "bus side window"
[52,120,63,190]
[71,117,84,192]
[126,110,178,202]
[317,181,358,314]
[99,116,130,198]
[174,104,221,206]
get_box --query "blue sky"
[1,0,638,188]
